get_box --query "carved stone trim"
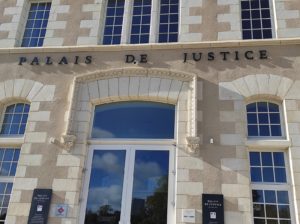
[76,68,194,83]
[186,136,201,153]
[50,135,76,151]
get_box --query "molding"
[76,68,194,82]
[49,135,76,151]
[0,137,25,146]
[1,38,300,54]
[186,136,201,153]
[246,139,291,149]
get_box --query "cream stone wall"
[0,43,299,224]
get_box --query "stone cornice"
[1,38,300,54]
[75,68,194,82]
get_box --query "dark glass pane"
[266,205,277,218]
[275,168,286,183]
[3,114,13,124]
[0,184,5,194]
[251,1,259,8]
[252,20,262,29]
[253,190,264,203]
[140,34,149,43]
[130,150,169,224]
[267,220,278,224]
[277,191,289,204]
[10,163,17,176]
[243,30,252,39]
[159,24,168,33]
[269,103,279,112]
[112,36,121,44]
[114,26,122,35]
[92,102,175,139]
[170,5,178,13]
[253,204,265,217]
[6,105,15,113]
[251,167,262,182]
[141,25,150,33]
[265,190,276,203]
[170,14,178,23]
[6,183,12,194]
[42,19,48,28]
[269,114,280,124]
[242,10,251,19]
[161,5,169,13]
[261,0,270,8]
[258,113,269,124]
[12,114,22,124]
[0,150,3,160]
[258,102,268,112]
[252,10,261,19]
[142,16,150,24]
[262,152,272,166]
[116,7,124,15]
[4,149,14,161]
[159,34,168,43]
[103,36,112,45]
[23,29,32,38]
[263,167,274,182]
[19,124,26,135]
[278,205,290,218]
[247,103,257,112]
[104,27,113,35]
[115,17,123,25]
[271,125,281,136]
[242,20,251,29]
[169,24,178,32]
[259,125,270,136]
[13,150,20,162]
[40,29,46,37]
[106,17,114,25]
[132,16,141,24]
[263,29,273,39]
[262,19,272,28]
[130,35,139,44]
[169,34,177,42]
[9,124,19,134]
[273,153,285,166]
[1,162,10,176]
[2,196,10,207]
[261,9,271,18]
[254,218,266,224]
[30,38,38,46]
[253,30,262,39]
[34,20,42,28]
[248,125,259,136]
[24,104,30,113]
[250,152,261,166]
[143,6,151,14]
[280,221,291,224]
[85,150,126,224]
[133,6,142,14]
[160,15,168,23]
[241,1,250,9]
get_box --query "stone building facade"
[0,0,300,224]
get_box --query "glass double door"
[83,145,174,224]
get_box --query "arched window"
[0,103,30,135]
[246,102,282,137]
[82,101,175,224]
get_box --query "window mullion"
[122,147,135,224]
[149,0,159,43]
[121,0,132,44]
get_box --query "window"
[0,103,30,136]
[158,0,179,43]
[246,102,282,137]
[130,0,152,44]
[92,101,175,139]
[241,0,273,39]
[21,2,51,47]
[102,0,179,44]
[250,151,292,224]
[103,0,125,45]
[82,102,175,224]
[0,148,20,223]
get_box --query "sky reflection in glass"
[85,150,126,224]
[92,102,175,139]
[131,150,169,224]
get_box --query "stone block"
[178,156,203,170]
[57,155,82,167]
[25,132,47,143]
[177,182,203,195]
[52,179,79,191]
[28,111,51,122]
[222,184,250,197]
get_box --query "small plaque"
[202,194,224,224]
[55,204,68,218]
[182,209,195,223]
[28,189,52,224]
